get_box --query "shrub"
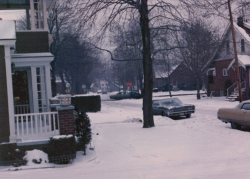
[75,112,92,155]
[0,145,27,167]
[71,95,101,113]
[47,135,76,164]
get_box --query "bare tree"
[71,0,186,128]
[176,19,219,99]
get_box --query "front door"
[13,68,33,114]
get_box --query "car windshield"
[235,103,242,109]
[161,98,182,106]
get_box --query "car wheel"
[231,122,241,130]
[161,111,166,116]
[186,114,191,118]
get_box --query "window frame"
[223,68,228,76]
[241,39,245,52]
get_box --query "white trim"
[31,67,39,113]
[43,0,49,31]
[11,56,53,67]
[0,40,16,46]
[206,67,216,75]
[4,46,16,142]
[223,68,228,76]
[16,30,49,32]
[30,0,36,31]
[227,59,246,70]
[27,69,34,113]
[45,65,52,111]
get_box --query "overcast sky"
[0,10,25,20]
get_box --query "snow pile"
[23,150,49,166]
[52,134,73,139]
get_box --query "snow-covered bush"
[23,149,48,166]
[75,112,92,155]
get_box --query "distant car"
[110,91,142,100]
[218,100,250,129]
[152,98,195,118]
[97,90,102,94]
[153,88,159,92]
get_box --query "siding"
[0,46,10,142]
[16,31,49,53]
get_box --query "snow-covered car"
[218,100,250,129]
[97,90,102,94]
[153,98,195,118]
[110,91,142,100]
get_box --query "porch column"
[4,46,16,142]
[43,0,49,31]
[31,66,39,113]
[30,0,36,30]
[45,64,52,112]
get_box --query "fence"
[14,104,30,114]
[14,112,59,140]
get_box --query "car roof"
[241,100,250,104]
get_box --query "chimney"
[237,16,244,27]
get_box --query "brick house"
[0,0,75,144]
[154,63,197,91]
[206,17,250,99]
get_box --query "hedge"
[71,95,101,113]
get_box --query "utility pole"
[228,0,243,102]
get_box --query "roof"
[228,55,250,70]
[0,20,15,40]
[234,22,250,44]
[206,21,250,70]
[154,64,179,79]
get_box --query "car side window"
[241,103,250,110]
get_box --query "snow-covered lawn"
[2,91,250,178]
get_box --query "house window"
[241,39,245,52]
[226,40,230,54]
[220,90,224,96]
[213,70,216,76]
[223,69,228,76]
[34,0,44,29]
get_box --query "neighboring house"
[154,63,197,91]
[0,0,75,144]
[206,17,250,99]
[108,81,121,92]
[99,80,110,93]
[90,83,98,93]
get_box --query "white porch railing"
[14,104,30,114]
[14,112,59,140]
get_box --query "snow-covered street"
[2,91,250,179]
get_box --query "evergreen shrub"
[75,112,92,155]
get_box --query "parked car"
[152,98,195,118]
[110,91,142,100]
[153,88,159,92]
[97,90,102,94]
[218,100,250,129]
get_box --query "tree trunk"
[59,71,66,93]
[168,77,172,97]
[140,0,154,128]
[196,79,200,99]
[51,59,57,97]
